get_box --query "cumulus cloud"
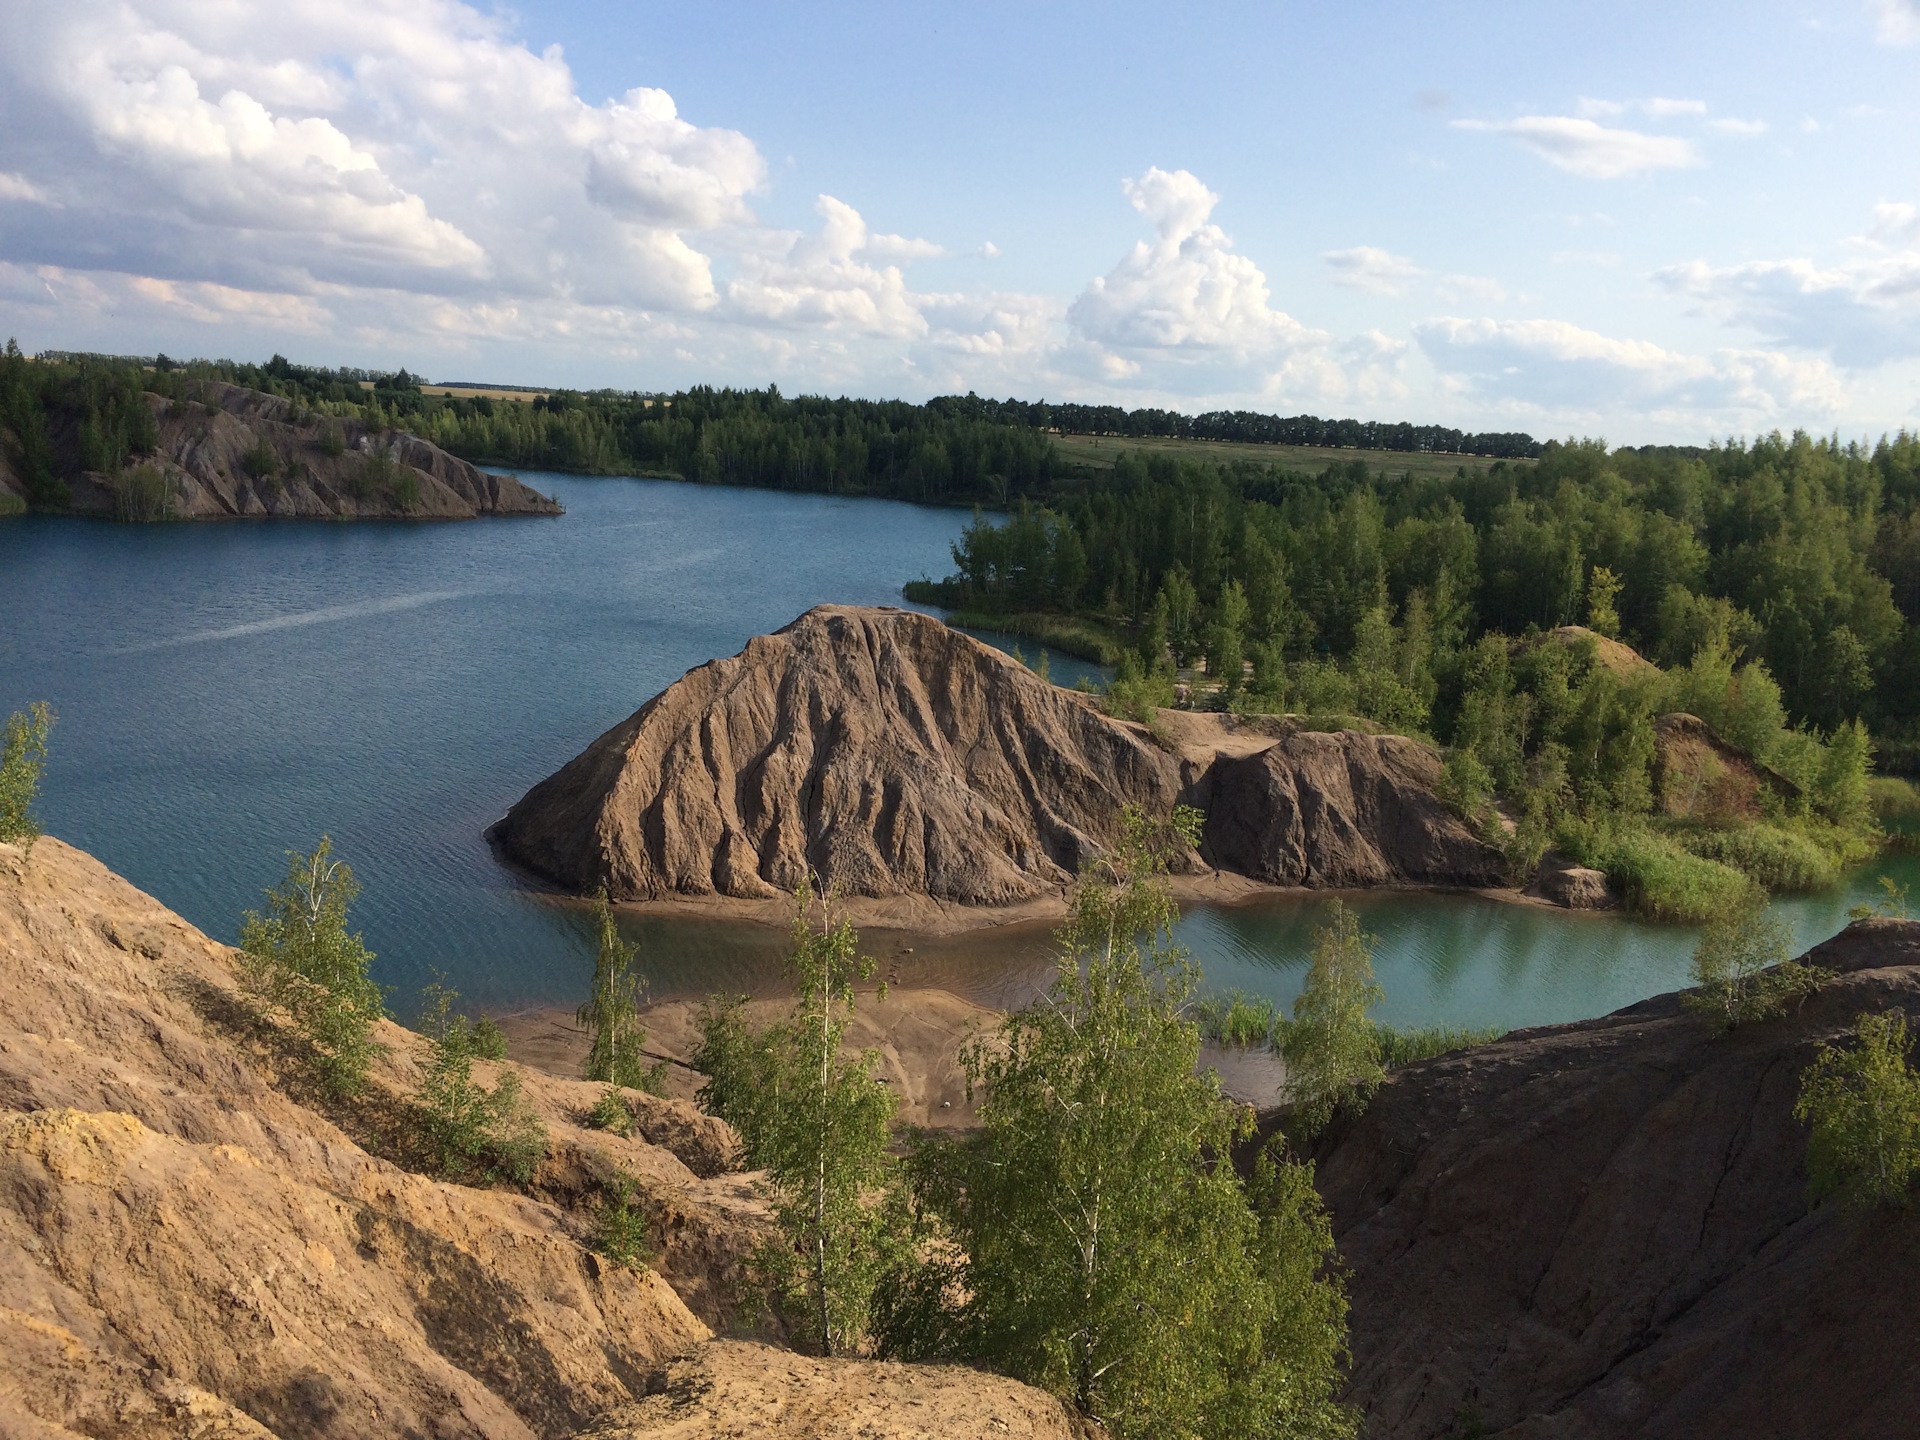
[1874,0,1920,44]
[1068,168,1322,358]
[725,194,932,339]
[1454,116,1701,179]
[1323,246,1426,296]
[0,0,766,309]
[1654,205,1920,366]
[1415,315,1843,423]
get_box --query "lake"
[3,472,1912,1033]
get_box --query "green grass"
[1192,992,1505,1068]
[1665,821,1843,893]
[1871,776,1920,835]
[1586,825,1754,923]
[1373,1023,1506,1068]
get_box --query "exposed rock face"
[1654,710,1800,822]
[493,606,1503,909]
[0,836,1076,1439]
[494,605,1183,905]
[60,382,560,520]
[1197,731,1508,888]
[1314,918,1920,1440]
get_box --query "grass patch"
[1665,821,1843,893]
[1871,776,1920,835]
[1373,1022,1506,1068]
[0,491,24,518]
[935,607,1126,665]
[1584,825,1754,923]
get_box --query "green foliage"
[237,837,386,1097]
[414,979,548,1183]
[316,424,347,457]
[1205,579,1249,696]
[1372,1023,1506,1067]
[595,1170,655,1269]
[879,807,1353,1440]
[577,890,665,1094]
[1103,649,1177,724]
[587,1086,633,1135]
[693,884,902,1356]
[1193,988,1284,1049]
[1795,1011,1920,1209]
[109,463,173,522]
[471,1013,508,1059]
[1585,564,1623,638]
[1682,910,1830,1029]
[1282,900,1386,1137]
[1576,824,1754,923]
[241,438,278,480]
[1868,777,1920,834]
[0,702,53,851]
[1849,875,1913,920]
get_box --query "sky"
[2,1,1918,444]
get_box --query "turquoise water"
[1,474,1909,1031]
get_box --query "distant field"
[1051,430,1530,479]
[420,384,549,401]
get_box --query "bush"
[1869,776,1920,835]
[1668,822,1842,892]
[1584,825,1753,923]
[414,980,548,1183]
[595,1170,654,1269]
[109,463,172,522]
[587,1085,632,1135]
[1192,989,1283,1049]
[241,438,278,480]
[1682,910,1830,1029]
[0,702,53,851]
[0,490,25,518]
[579,890,666,1095]
[1281,899,1385,1137]
[317,425,346,457]
[237,837,386,1097]
[391,469,420,511]
[1795,1011,1920,1208]
[1373,1023,1505,1067]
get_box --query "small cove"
[2,469,1911,1033]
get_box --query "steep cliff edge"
[1313,918,1920,1440]
[59,381,560,520]
[0,837,1075,1439]
[490,605,1502,916]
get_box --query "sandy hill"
[490,605,1504,924]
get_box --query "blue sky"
[2,0,1918,442]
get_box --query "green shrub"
[1668,822,1841,892]
[1281,899,1385,1137]
[1869,777,1920,835]
[0,702,54,851]
[240,439,278,479]
[579,890,667,1094]
[413,980,548,1183]
[471,1014,508,1059]
[1682,910,1830,1029]
[237,837,386,1097]
[317,425,346,457]
[1192,990,1283,1049]
[391,468,420,512]
[595,1170,654,1269]
[1373,1023,1506,1067]
[0,490,24,518]
[109,463,172,522]
[1795,1011,1920,1208]
[1585,826,1754,923]
[587,1085,632,1135]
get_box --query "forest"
[0,348,1541,513]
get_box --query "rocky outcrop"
[1312,918,1920,1440]
[60,381,560,520]
[1654,710,1800,822]
[492,606,1503,911]
[0,836,1070,1438]
[1196,730,1507,888]
[1533,851,1615,909]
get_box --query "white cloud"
[725,195,931,339]
[1706,117,1769,138]
[1874,0,1920,44]
[978,241,1002,259]
[1643,97,1708,118]
[0,172,54,205]
[1068,168,1321,356]
[1454,116,1702,179]
[1435,273,1512,303]
[1415,315,1843,425]
[1323,246,1426,296]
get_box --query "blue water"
[2,474,1911,1033]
